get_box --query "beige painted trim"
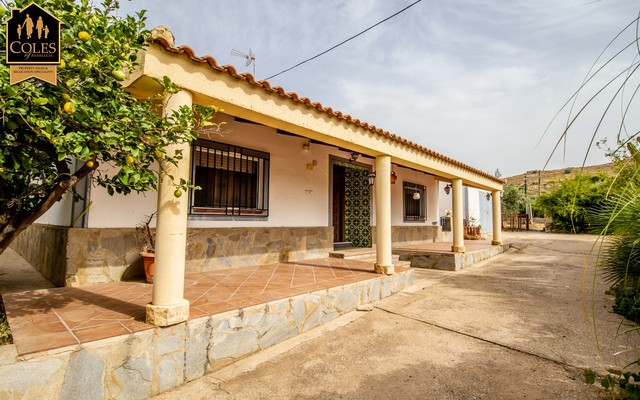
[127,44,503,192]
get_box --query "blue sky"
[118,0,640,176]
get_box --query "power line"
[265,0,423,81]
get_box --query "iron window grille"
[403,182,426,222]
[191,139,270,216]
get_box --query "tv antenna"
[230,48,256,77]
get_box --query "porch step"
[329,248,410,268]
[333,242,354,250]
[329,247,377,259]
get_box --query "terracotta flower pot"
[140,251,155,283]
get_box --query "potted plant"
[137,212,156,283]
[464,216,482,240]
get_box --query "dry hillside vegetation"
[504,163,613,195]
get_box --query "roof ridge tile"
[151,38,504,184]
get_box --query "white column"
[374,155,394,275]
[451,178,465,253]
[491,189,503,245]
[146,89,192,327]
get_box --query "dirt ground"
[153,232,639,400]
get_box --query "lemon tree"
[0,0,215,254]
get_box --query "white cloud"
[117,0,640,176]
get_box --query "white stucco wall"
[35,191,73,226]
[438,182,453,218]
[385,167,439,226]
[86,115,344,228]
[85,114,444,229]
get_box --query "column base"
[451,245,466,253]
[491,240,503,245]
[374,263,395,275]
[146,299,190,327]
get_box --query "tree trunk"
[0,167,92,255]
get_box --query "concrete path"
[153,232,638,399]
[0,248,53,294]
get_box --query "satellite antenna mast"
[230,48,256,77]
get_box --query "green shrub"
[535,173,610,233]
[612,282,640,324]
[0,296,12,346]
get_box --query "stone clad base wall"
[396,243,511,271]
[12,224,333,287]
[0,270,413,399]
[371,225,441,246]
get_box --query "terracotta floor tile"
[189,307,208,319]
[119,319,152,333]
[73,322,131,343]
[196,302,235,315]
[3,257,404,355]
[13,329,78,355]
[7,311,60,328]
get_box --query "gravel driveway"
[154,232,638,399]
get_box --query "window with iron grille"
[191,139,269,216]
[403,182,426,222]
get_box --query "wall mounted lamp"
[368,171,376,186]
[303,139,310,152]
[349,152,360,163]
[306,160,317,170]
[486,192,491,201]
[444,184,452,195]
[412,191,421,200]
[390,170,397,184]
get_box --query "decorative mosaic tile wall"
[344,165,372,248]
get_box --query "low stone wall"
[10,224,68,287]
[14,224,333,287]
[397,243,511,271]
[371,225,441,246]
[0,270,413,399]
[184,227,333,273]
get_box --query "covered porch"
[125,30,504,327]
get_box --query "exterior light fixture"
[368,171,376,186]
[349,152,359,163]
[390,170,397,184]
[413,191,421,200]
[303,139,310,152]
[444,184,451,195]
[486,192,491,201]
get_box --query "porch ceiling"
[125,37,503,192]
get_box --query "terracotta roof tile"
[152,38,503,185]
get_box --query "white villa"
[12,28,504,327]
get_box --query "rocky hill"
[503,163,614,196]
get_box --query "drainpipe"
[491,189,503,245]
[146,89,192,327]
[374,155,394,275]
[451,178,465,253]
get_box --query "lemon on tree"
[63,102,76,114]
[112,70,126,81]
[78,31,91,42]
[174,189,183,198]
[0,0,218,256]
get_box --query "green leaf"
[583,369,596,385]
